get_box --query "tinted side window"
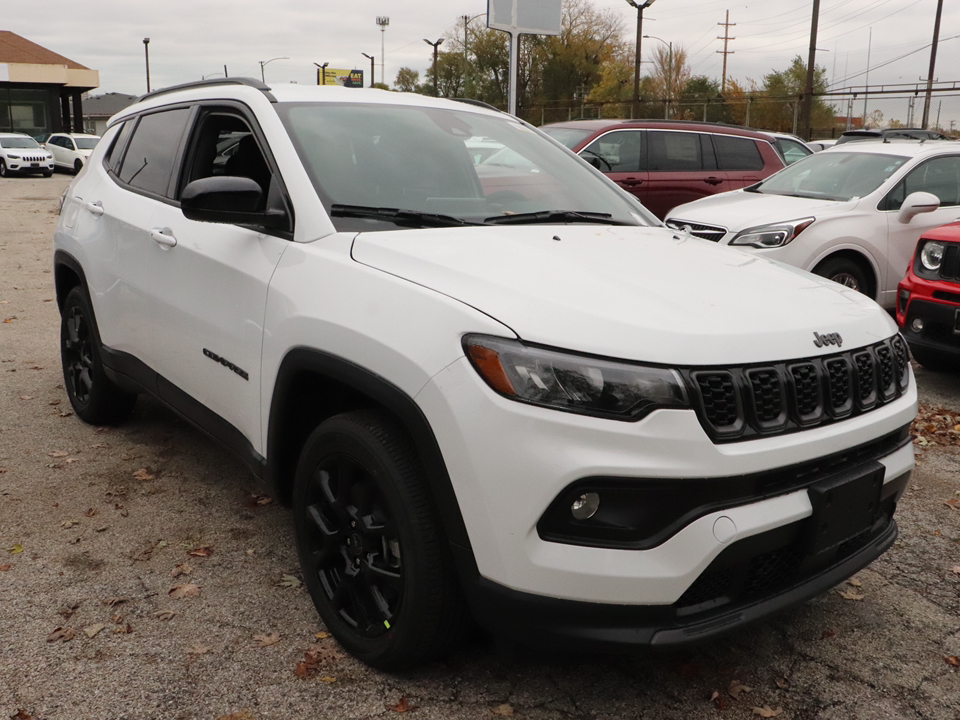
[117,108,191,198]
[714,135,765,171]
[104,122,134,172]
[884,155,960,210]
[580,130,642,172]
[648,131,702,171]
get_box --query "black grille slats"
[940,243,959,281]
[684,337,909,443]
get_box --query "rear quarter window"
[116,108,192,198]
[714,135,765,171]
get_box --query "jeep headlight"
[7,154,20,160]
[730,217,814,248]
[920,240,944,271]
[464,335,688,421]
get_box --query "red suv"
[896,222,960,370]
[540,120,785,219]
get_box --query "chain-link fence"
[519,90,960,139]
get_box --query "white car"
[0,133,54,177]
[761,131,814,165]
[53,78,916,668]
[45,132,100,173]
[666,141,960,309]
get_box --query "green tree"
[749,56,834,133]
[394,67,422,93]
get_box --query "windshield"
[753,151,908,201]
[74,137,100,150]
[539,126,594,149]
[0,137,40,149]
[276,102,655,230]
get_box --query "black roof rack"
[138,77,276,103]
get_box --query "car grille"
[936,243,960,282]
[13,155,47,163]
[664,219,727,242]
[681,335,910,443]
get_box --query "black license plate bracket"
[804,462,884,555]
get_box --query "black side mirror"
[181,176,287,229]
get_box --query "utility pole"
[361,53,375,87]
[377,16,390,87]
[798,0,820,141]
[717,10,735,94]
[463,15,470,97]
[143,38,151,93]
[863,28,871,126]
[921,0,943,129]
[424,38,443,96]
[625,0,656,119]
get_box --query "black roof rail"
[138,77,276,103]
[450,97,502,112]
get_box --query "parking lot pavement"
[1,176,958,720]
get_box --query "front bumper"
[898,274,960,358]
[6,160,54,174]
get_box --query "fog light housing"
[911,318,924,332]
[571,492,600,520]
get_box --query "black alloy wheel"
[293,410,467,669]
[814,256,870,297]
[0,159,8,178]
[73,158,83,174]
[59,287,135,424]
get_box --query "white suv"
[44,132,100,173]
[53,78,917,669]
[666,141,960,309]
[0,133,54,177]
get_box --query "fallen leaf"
[11,710,33,720]
[386,697,418,713]
[314,631,330,640]
[132,468,155,481]
[48,451,68,458]
[7,543,23,554]
[945,498,960,511]
[104,597,128,608]
[154,610,176,621]
[709,691,727,710]
[729,680,753,699]
[60,520,78,529]
[254,632,280,647]
[847,578,862,587]
[492,704,514,716]
[775,677,790,689]
[752,707,782,718]
[46,626,76,643]
[111,614,123,624]
[19,395,33,400]
[90,442,108,449]
[83,623,106,638]
[822,629,837,639]
[318,676,336,683]
[4,317,16,323]
[838,589,865,601]
[0,564,11,571]
[171,563,193,578]
[246,549,255,555]
[216,712,255,720]
[169,583,201,599]
[188,644,211,655]
[84,508,96,517]
[114,623,133,634]
[951,566,960,575]
[188,546,213,558]
[279,574,302,588]
[945,656,960,667]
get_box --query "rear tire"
[293,410,467,670]
[42,170,53,178]
[73,159,83,174]
[60,287,136,424]
[813,256,871,297]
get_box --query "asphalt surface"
[1,175,958,720]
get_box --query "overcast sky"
[6,0,959,122]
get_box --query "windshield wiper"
[331,204,481,228]
[483,210,628,226]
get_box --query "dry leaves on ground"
[46,626,75,643]
[83,623,105,638]
[188,644,211,655]
[154,610,176,621]
[753,706,783,718]
[294,641,345,678]
[279,574,302,588]
[47,450,68,458]
[217,711,255,720]
[729,680,753,699]
[945,656,960,667]
[0,564,11,571]
[132,468,155,481]
[838,588,865,601]
[386,697,418,713]
[188,545,213,558]
[169,583,201,599]
[171,563,193,578]
[911,405,960,447]
[709,691,727,710]
[492,704,515,716]
[6,543,23,554]
[254,632,280,647]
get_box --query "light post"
[424,38,443,96]
[376,16,389,87]
[644,35,671,119]
[314,62,329,86]
[143,38,151,93]
[361,53,375,87]
[259,57,288,83]
[462,13,486,98]
[625,0,656,119]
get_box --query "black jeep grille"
[683,336,910,443]
[938,243,960,282]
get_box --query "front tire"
[42,170,53,178]
[60,287,136,424]
[0,159,8,178]
[813,256,871,297]
[293,410,466,669]
[73,159,83,174]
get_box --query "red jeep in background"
[540,119,785,220]
[897,222,960,371]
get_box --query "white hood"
[352,225,896,366]
[668,190,858,230]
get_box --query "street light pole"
[259,57,288,83]
[799,0,821,141]
[644,35,671,119]
[921,0,944,128]
[361,53,375,87]
[377,16,390,87]
[314,62,329,86]
[625,0,656,119]
[143,38,151,93]
[424,38,444,96]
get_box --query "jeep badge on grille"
[813,332,842,348]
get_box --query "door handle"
[150,228,177,248]
[704,177,723,186]
[83,201,104,216]
[621,177,643,187]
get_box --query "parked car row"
[0,132,100,178]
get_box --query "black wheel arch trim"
[267,347,473,553]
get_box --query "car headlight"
[730,217,814,248]
[7,154,20,160]
[920,240,944,271]
[463,334,689,421]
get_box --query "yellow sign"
[321,68,363,88]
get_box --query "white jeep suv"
[53,78,917,669]
[0,132,54,177]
